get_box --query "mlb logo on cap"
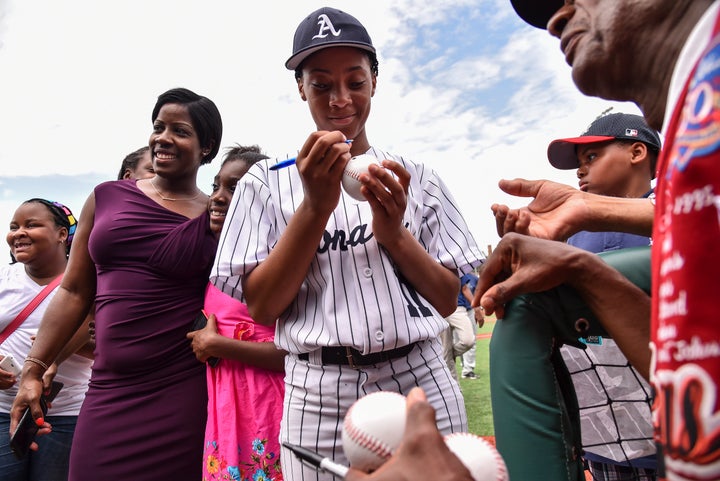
[547,112,662,171]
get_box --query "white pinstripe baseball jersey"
[210,147,483,354]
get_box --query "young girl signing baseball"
[210,7,483,480]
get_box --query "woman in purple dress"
[10,87,223,481]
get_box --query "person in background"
[0,199,92,481]
[442,272,479,381]
[459,269,483,380]
[116,146,154,180]
[549,111,660,480]
[553,111,659,253]
[10,87,222,481]
[210,7,482,480]
[188,144,287,481]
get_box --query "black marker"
[282,442,349,478]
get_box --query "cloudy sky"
[0,0,641,254]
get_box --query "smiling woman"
[0,198,92,481]
[10,87,223,481]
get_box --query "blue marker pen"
[269,139,353,171]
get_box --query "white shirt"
[211,147,483,354]
[0,263,92,415]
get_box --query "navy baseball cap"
[286,7,375,70]
[509,0,564,29]
[547,113,662,170]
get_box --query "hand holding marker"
[269,139,353,171]
[283,442,349,478]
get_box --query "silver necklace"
[149,178,201,202]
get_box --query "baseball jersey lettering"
[318,224,373,253]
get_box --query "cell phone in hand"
[10,406,39,460]
[10,380,63,460]
[190,311,220,367]
[0,354,21,376]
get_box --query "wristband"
[25,356,49,371]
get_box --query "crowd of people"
[1,1,718,481]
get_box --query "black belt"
[298,342,418,369]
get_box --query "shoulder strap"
[0,274,63,346]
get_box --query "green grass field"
[457,316,496,437]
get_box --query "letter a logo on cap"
[313,14,342,40]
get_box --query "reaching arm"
[493,178,654,240]
[474,233,651,380]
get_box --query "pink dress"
[202,283,285,481]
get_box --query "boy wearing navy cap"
[550,112,661,251]
[549,111,661,481]
[211,7,483,479]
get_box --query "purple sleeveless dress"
[69,180,217,480]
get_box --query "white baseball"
[444,433,509,481]
[342,154,380,201]
[342,391,407,472]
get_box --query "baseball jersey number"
[396,269,433,317]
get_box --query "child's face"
[297,46,376,146]
[209,159,250,235]
[576,141,638,197]
[126,151,155,180]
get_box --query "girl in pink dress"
[188,146,286,481]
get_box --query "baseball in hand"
[342,154,381,201]
[342,391,407,472]
[444,433,509,481]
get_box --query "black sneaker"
[462,372,477,379]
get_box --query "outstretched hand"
[493,178,591,240]
[473,233,591,318]
[345,388,473,481]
